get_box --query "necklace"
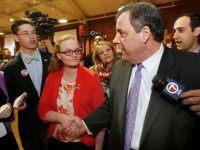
[64,83,75,94]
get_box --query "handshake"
[56,114,88,141]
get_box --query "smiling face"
[13,24,37,54]
[57,38,82,68]
[173,16,197,52]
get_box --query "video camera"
[25,11,57,38]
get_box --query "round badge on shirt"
[21,69,29,77]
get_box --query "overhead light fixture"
[10,18,14,22]
[59,18,68,24]
[50,6,55,11]
[0,32,4,35]
[118,6,124,11]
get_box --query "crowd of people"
[0,1,200,150]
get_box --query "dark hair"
[11,19,34,35]
[178,13,200,31]
[116,2,164,42]
[177,13,200,44]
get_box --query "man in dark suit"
[3,20,51,150]
[68,2,200,150]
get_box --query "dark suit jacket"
[3,51,50,141]
[85,46,200,150]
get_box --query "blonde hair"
[92,41,116,65]
[49,34,78,72]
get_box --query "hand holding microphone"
[152,75,186,101]
[13,92,28,110]
[181,89,200,115]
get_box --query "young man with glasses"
[2,19,51,150]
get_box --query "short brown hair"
[11,19,34,35]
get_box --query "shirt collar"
[21,48,41,64]
[21,48,40,58]
[142,43,164,73]
[194,45,200,53]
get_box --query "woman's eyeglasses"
[59,48,82,56]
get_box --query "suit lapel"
[14,52,38,94]
[117,61,133,139]
[140,47,179,145]
[14,51,50,95]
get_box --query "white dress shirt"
[130,44,164,150]
[21,49,43,96]
[194,45,200,53]
[0,122,7,138]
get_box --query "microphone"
[152,74,186,101]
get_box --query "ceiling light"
[118,6,124,11]
[59,18,68,24]
[0,32,4,35]
[10,18,14,22]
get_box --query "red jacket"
[38,65,104,146]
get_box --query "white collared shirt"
[194,45,200,53]
[21,49,43,96]
[0,123,7,138]
[130,44,164,150]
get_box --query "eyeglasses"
[59,48,82,56]
[18,31,37,37]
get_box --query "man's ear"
[194,26,200,37]
[13,34,19,42]
[140,26,150,43]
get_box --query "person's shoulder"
[39,50,52,58]
[2,56,18,71]
[48,69,62,76]
[89,64,98,72]
[79,65,97,77]
[89,65,95,70]
[165,46,197,56]
[171,48,200,61]
[164,47,200,72]
[113,59,132,70]
[164,46,199,60]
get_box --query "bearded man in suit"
[3,20,51,150]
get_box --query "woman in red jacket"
[38,34,104,150]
